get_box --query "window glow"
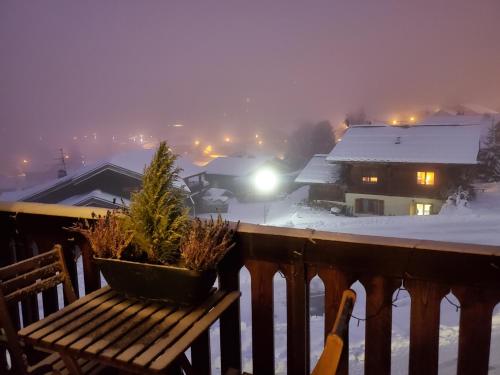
[417,171,435,185]
[416,203,432,215]
[362,176,378,183]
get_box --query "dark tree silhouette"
[286,120,335,169]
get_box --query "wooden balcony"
[1,201,499,375]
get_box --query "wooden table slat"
[85,302,164,355]
[56,298,138,348]
[132,291,227,367]
[151,291,240,371]
[18,286,111,337]
[70,301,149,351]
[19,286,242,374]
[41,295,126,344]
[103,305,179,361]
[116,304,195,363]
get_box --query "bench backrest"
[0,245,76,373]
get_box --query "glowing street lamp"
[253,168,279,223]
[22,159,29,164]
[254,168,278,193]
[194,140,200,146]
[224,137,231,143]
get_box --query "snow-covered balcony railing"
[0,201,499,375]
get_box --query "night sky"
[1,0,500,172]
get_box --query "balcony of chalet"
[0,201,499,375]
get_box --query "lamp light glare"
[254,169,278,193]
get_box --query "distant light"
[194,140,200,146]
[391,120,398,125]
[338,138,342,142]
[224,137,231,142]
[254,169,278,194]
[73,136,78,141]
[409,116,416,122]
[64,155,69,159]
[22,159,28,164]
[255,134,259,138]
[258,140,263,145]
[204,145,213,154]
[172,123,184,128]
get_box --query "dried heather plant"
[180,215,238,271]
[67,211,134,259]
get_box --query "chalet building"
[0,150,206,210]
[294,154,344,202]
[326,123,482,216]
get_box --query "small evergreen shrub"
[126,141,190,264]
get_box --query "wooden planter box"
[94,257,217,305]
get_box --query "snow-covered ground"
[204,184,500,246]
[198,183,500,374]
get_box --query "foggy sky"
[1,0,500,170]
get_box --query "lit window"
[362,176,378,184]
[417,171,434,185]
[416,203,432,215]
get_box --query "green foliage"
[127,141,189,264]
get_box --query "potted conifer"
[69,141,237,304]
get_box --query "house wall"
[345,193,444,216]
[347,163,471,200]
[309,184,344,202]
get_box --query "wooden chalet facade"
[326,123,482,216]
[294,154,344,202]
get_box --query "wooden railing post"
[191,330,211,375]
[405,279,449,375]
[317,267,356,375]
[79,240,101,294]
[219,264,242,374]
[283,254,308,375]
[453,286,500,375]
[360,275,400,375]
[247,260,278,375]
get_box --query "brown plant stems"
[67,211,134,259]
[180,215,238,271]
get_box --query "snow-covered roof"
[0,149,200,202]
[205,156,271,177]
[326,124,481,165]
[58,190,131,207]
[295,155,342,184]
